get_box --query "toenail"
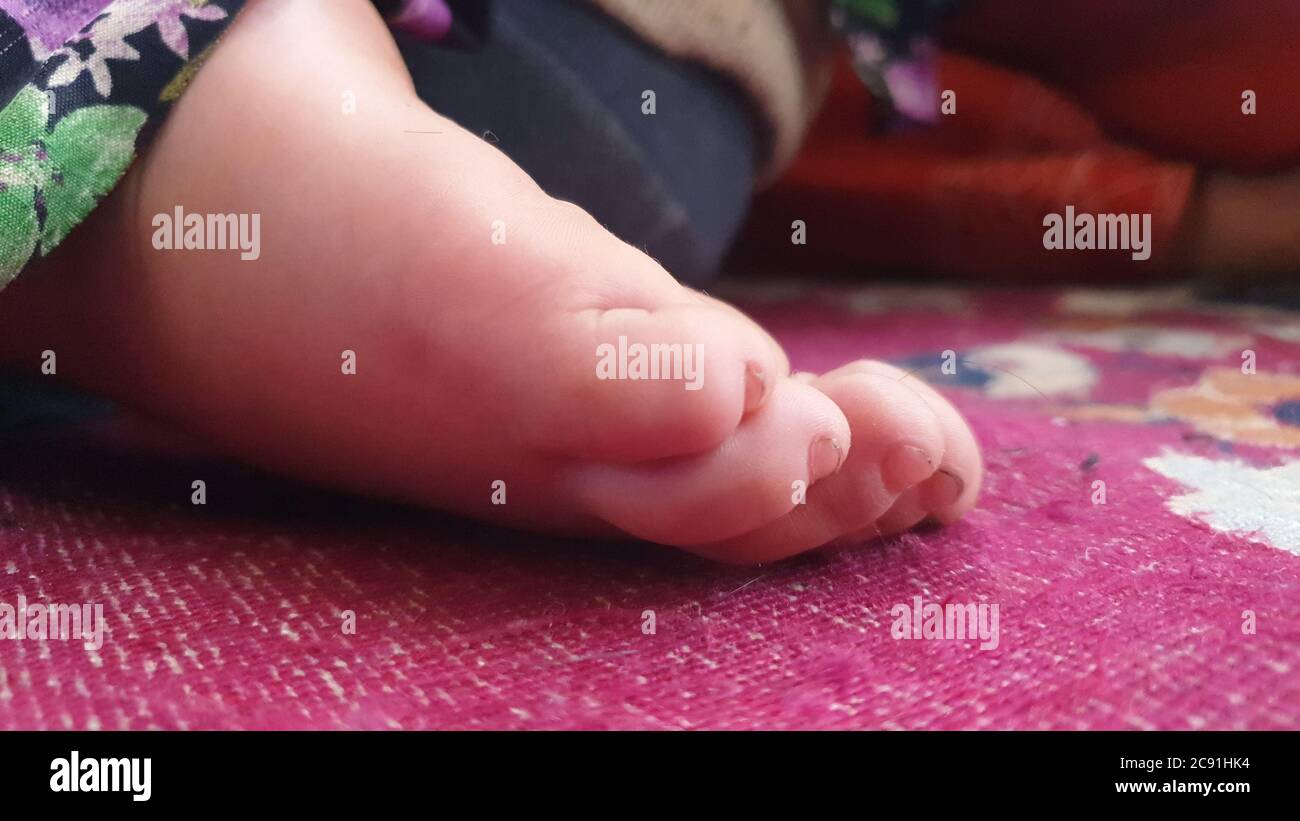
[809,436,845,483]
[881,444,937,494]
[922,469,965,509]
[743,362,768,411]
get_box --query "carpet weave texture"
[1,285,1298,729]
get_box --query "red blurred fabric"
[731,1,1300,281]
[943,0,1300,172]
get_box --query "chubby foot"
[0,0,981,563]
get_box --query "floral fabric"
[0,0,244,289]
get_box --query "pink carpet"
[2,285,1298,729]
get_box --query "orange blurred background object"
[730,0,1300,282]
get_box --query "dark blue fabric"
[396,0,757,284]
[0,370,112,435]
[0,10,36,111]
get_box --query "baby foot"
[0,0,981,563]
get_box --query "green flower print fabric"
[0,0,245,289]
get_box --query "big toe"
[502,202,790,464]
[569,375,851,545]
